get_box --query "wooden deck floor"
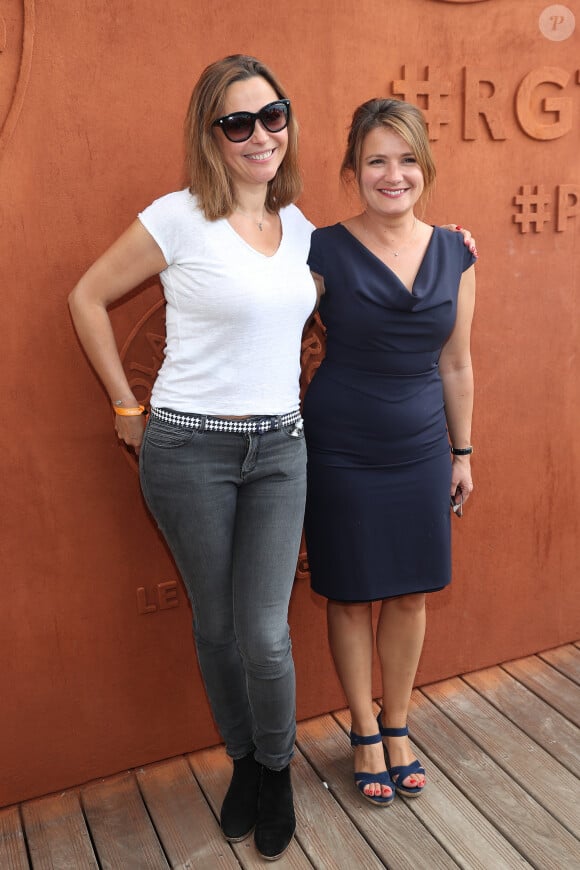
[2,643,579,869]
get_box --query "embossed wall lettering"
[513,186,552,234]
[137,581,180,614]
[515,67,573,140]
[556,185,579,231]
[0,1,34,161]
[463,69,507,140]
[513,184,580,233]
[392,66,451,140]
[120,299,166,408]
[299,314,326,402]
[391,64,580,142]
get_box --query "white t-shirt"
[138,190,316,415]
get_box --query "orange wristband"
[113,405,145,416]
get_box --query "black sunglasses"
[212,99,291,143]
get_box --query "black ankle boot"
[220,752,262,842]
[254,764,296,861]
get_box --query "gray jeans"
[139,412,306,769]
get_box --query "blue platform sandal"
[377,716,426,799]
[350,731,395,806]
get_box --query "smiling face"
[214,75,288,194]
[358,126,425,219]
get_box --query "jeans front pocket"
[281,417,304,440]
[143,416,199,449]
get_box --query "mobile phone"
[450,490,463,518]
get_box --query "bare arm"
[311,272,326,302]
[439,265,476,506]
[68,220,168,452]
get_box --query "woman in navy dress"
[303,99,476,806]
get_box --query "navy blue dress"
[303,225,475,602]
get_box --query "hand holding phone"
[450,488,463,518]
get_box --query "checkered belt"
[151,407,302,434]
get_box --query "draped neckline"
[337,222,437,297]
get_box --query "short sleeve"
[462,243,477,273]
[138,190,193,265]
[307,228,325,276]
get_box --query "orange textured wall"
[1,0,578,806]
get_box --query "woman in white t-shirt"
[69,55,316,861]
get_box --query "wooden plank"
[538,644,580,685]
[21,790,97,870]
[464,666,580,777]
[401,751,532,870]
[299,710,457,869]
[334,705,532,869]
[136,756,239,869]
[292,739,386,869]
[502,656,580,727]
[190,744,311,869]
[10,647,579,870]
[409,688,580,868]
[0,806,29,870]
[340,698,532,870]
[423,678,579,834]
[81,772,169,870]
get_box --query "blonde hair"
[341,98,436,198]
[184,55,301,220]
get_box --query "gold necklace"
[235,206,266,232]
[391,217,416,256]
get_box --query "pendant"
[393,251,399,257]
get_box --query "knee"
[193,611,236,650]
[388,593,426,616]
[238,623,293,677]
[328,600,373,628]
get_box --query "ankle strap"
[350,731,382,747]
[377,715,409,738]
[380,726,408,737]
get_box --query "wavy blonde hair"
[184,55,301,220]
